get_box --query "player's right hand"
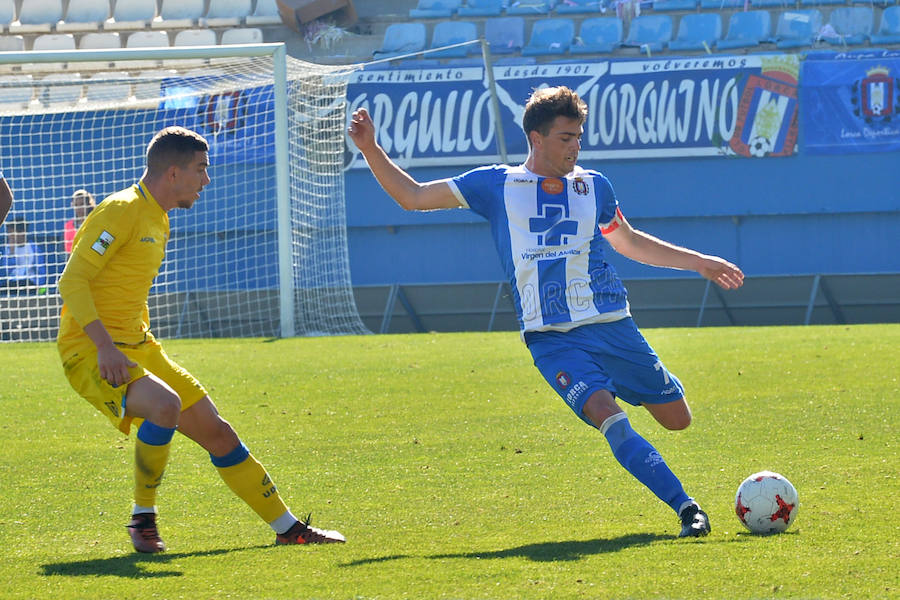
[347,108,376,151]
[97,343,138,388]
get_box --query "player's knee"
[154,392,182,427]
[663,413,692,431]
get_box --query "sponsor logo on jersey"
[540,178,564,195]
[91,230,115,256]
[140,236,156,243]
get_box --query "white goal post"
[0,42,369,341]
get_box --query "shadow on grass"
[40,545,270,579]
[340,532,668,567]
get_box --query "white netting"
[0,46,369,341]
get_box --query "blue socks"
[600,413,691,514]
[136,420,176,446]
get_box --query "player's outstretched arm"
[347,108,460,212]
[603,212,744,290]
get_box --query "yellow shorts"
[61,335,208,435]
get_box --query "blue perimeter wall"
[345,152,900,286]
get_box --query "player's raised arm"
[602,208,744,290]
[347,108,461,211]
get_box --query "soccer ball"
[735,471,799,534]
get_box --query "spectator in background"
[64,188,96,253]
[1,216,46,294]
[0,170,12,226]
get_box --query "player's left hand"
[699,256,744,290]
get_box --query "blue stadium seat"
[555,0,605,15]
[850,0,891,6]
[428,20,478,58]
[623,14,673,52]
[153,0,204,29]
[458,0,504,17]
[800,0,843,6]
[652,0,698,11]
[8,0,62,34]
[373,23,427,60]
[750,0,790,7]
[58,0,109,32]
[699,0,743,8]
[869,6,900,45]
[0,0,15,30]
[774,9,823,49]
[107,0,157,30]
[669,13,722,51]
[522,17,575,55]
[409,0,462,18]
[506,0,554,16]
[716,10,771,50]
[204,0,253,27]
[485,16,526,54]
[570,16,623,54]
[824,6,873,46]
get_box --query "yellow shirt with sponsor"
[57,182,169,359]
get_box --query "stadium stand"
[751,0,789,8]
[555,0,605,15]
[204,0,253,27]
[58,0,110,32]
[79,32,122,49]
[107,0,157,30]
[851,0,890,6]
[669,12,722,51]
[174,29,218,46]
[774,9,823,49]
[153,0,206,29]
[428,20,478,57]
[0,34,25,51]
[458,0,505,17]
[716,10,771,50]
[127,30,170,48]
[0,0,14,33]
[801,0,843,5]
[0,74,33,108]
[522,17,576,55]
[869,6,900,45]
[507,0,554,15]
[570,16,623,54]
[245,0,282,25]
[623,14,673,52]
[373,22,426,59]
[409,0,462,18]
[33,33,76,51]
[652,0,699,12]
[221,27,264,44]
[700,0,742,8]
[485,16,526,53]
[823,6,873,46]
[8,0,62,34]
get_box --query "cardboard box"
[276,0,358,30]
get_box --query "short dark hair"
[146,126,209,176]
[522,86,588,141]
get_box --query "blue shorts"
[524,318,685,427]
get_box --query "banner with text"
[801,49,900,155]
[345,54,800,168]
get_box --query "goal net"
[0,43,369,342]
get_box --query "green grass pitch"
[0,324,897,599]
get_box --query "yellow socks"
[211,442,289,523]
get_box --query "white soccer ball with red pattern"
[735,471,799,534]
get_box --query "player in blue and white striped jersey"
[349,86,744,538]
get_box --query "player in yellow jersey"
[57,126,345,552]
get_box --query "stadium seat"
[79,31,122,49]
[850,0,891,6]
[623,14,673,52]
[652,0,698,11]
[506,0,554,16]
[153,0,205,29]
[0,74,33,108]
[824,7,873,46]
[428,20,478,58]
[458,0,505,17]
[485,16,526,54]
[0,0,14,32]
[522,18,576,56]
[570,16,623,54]
[40,72,84,105]
[0,34,25,51]
[409,0,462,18]
[699,0,742,8]
[373,22,427,60]
[9,0,62,34]
[555,0,605,15]
[173,29,218,46]
[107,0,157,30]
[870,6,900,45]
[221,27,263,44]
[716,10,771,50]
[127,30,170,48]
[86,72,132,102]
[245,0,282,25]
[33,33,76,51]
[750,0,790,7]
[58,0,109,32]
[669,12,721,52]
[774,9,823,49]
[800,0,843,6]
[204,0,252,27]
